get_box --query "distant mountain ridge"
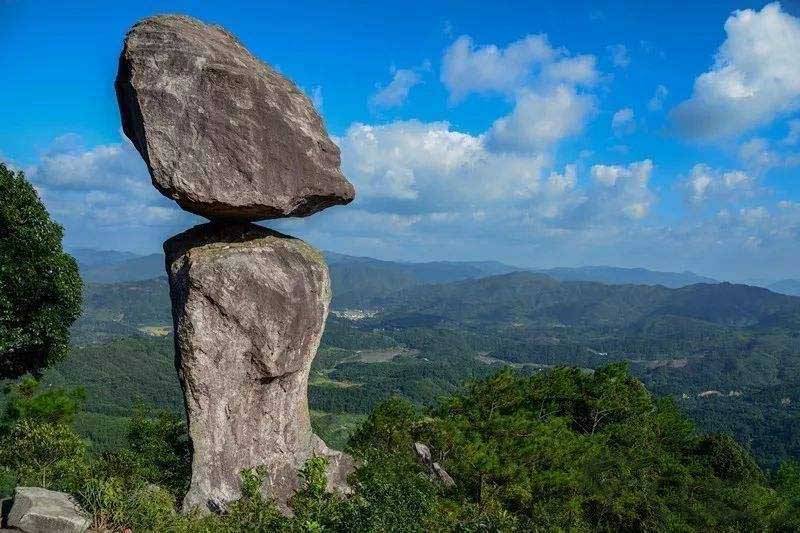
[369,271,799,330]
[72,248,800,301]
[70,248,139,269]
[77,253,165,283]
[536,265,717,288]
[767,279,800,297]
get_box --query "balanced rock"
[7,487,89,533]
[165,223,353,512]
[116,15,355,221]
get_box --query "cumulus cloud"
[371,68,422,108]
[738,138,782,172]
[607,44,630,68]
[681,163,757,205]
[336,120,559,208]
[302,117,661,260]
[13,134,195,251]
[589,160,655,219]
[738,136,800,172]
[28,134,150,195]
[486,86,595,152]
[440,34,597,102]
[440,33,599,156]
[647,85,668,111]
[671,2,800,139]
[611,108,635,136]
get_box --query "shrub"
[79,477,178,532]
[0,419,89,491]
[124,407,191,496]
[1,376,85,429]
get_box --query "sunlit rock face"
[165,223,353,513]
[116,15,354,221]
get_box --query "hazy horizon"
[68,242,794,285]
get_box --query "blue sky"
[2,0,800,280]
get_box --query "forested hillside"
[10,264,799,469]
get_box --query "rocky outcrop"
[7,487,89,533]
[165,223,353,512]
[117,11,357,515]
[413,442,455,488]
[115,15,355,221]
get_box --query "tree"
[0,376,85,430]
[0,419,89,491]
[0,162,82,377]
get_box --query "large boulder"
[116,15,355,221]
[7,487,89,533]
[165,222,353,512]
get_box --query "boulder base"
[7,487,89,533]
[116,15,355,221]
[165,223,353,512]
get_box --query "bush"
[0,419,89,491]
[79,477,178,532]
[124,407,191,496]
[1,376,85,429]
[0,162,82,378]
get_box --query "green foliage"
[1,376,85,428]
[78,477,178,532]
[0,163,82,377]
[0,419,89,491]
[349,364,784,531]
[122,407,191,495]
[768,460,800,531]
[5,364,800,532]
[43,335,183,417]
[339,450,439,532]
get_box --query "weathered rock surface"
[116,15,355,221]
[7,487,89,533]
[413,442,455,488]
[165,223,353,512]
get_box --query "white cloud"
[440,34,597,102]
[440,34,599,156]
[738,138,782,172]
[607,44,630,68]
[541,55,599,86]
[681,163,757,205]
[29,134,149,194]
[486,86,595,153]
[589,160,655,219]
[671,2,800,139]
[336,120,555,207]
[371,68,422,108]
[739,205,769,226]
[647,85,668,111]
[23,134,192,231]
[738,136,800,171]
[611,108,635,136]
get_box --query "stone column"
[165,223,352,512]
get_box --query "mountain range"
[49,247,800,468]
